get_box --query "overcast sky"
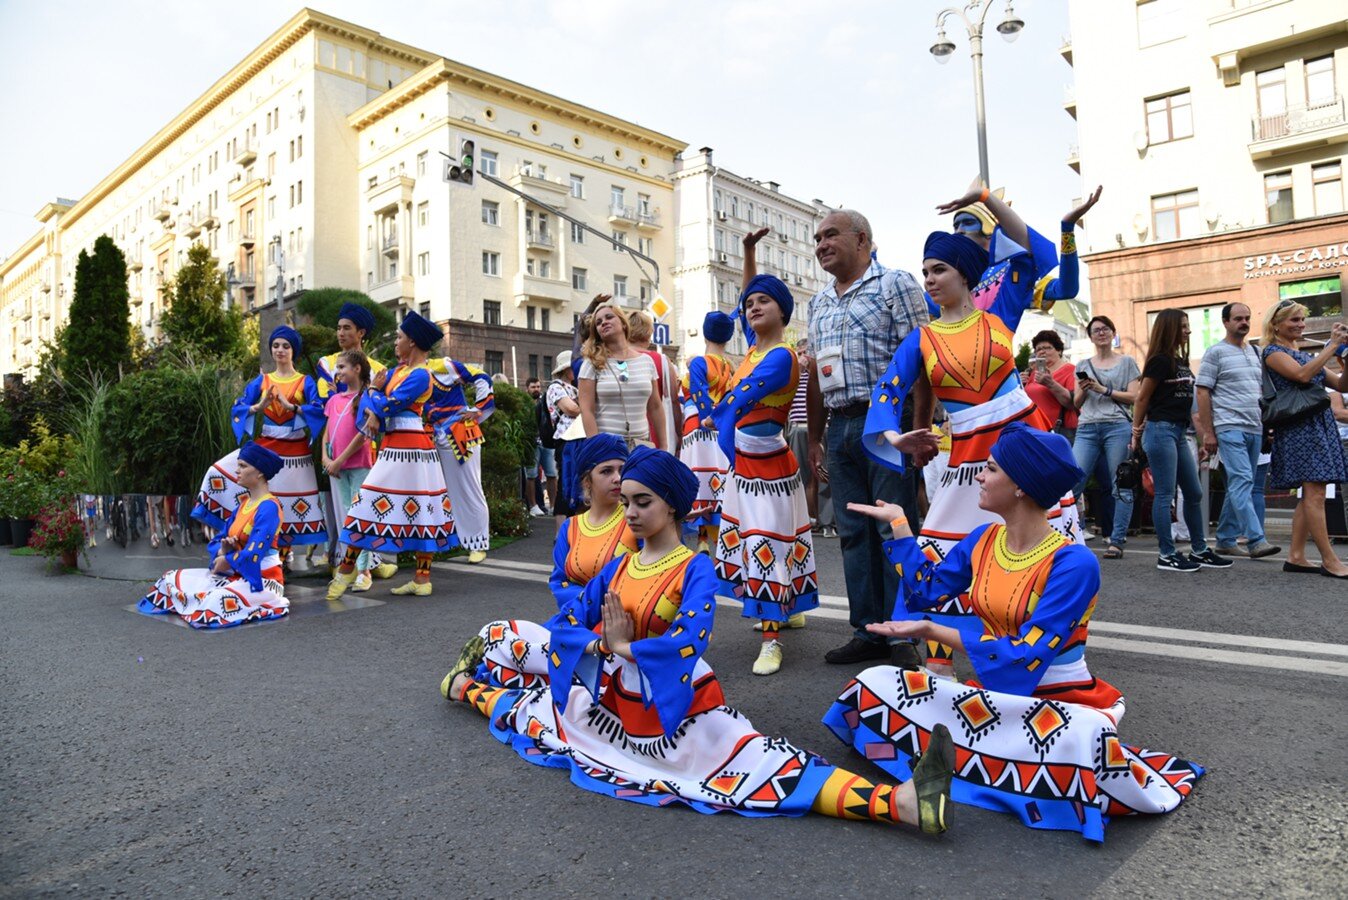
[0,0,1084,290]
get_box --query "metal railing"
[526,228,554,247]
[1251,95,1345,141]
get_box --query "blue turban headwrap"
[239,442,284,481]
[338,302,375,337]
[989,421,1084,510]
[737,274,794,348]
[269,325,303,358]
[621,446,699,520]
[703,311,735,345]
[923,230,989,290]
[399,311,441,351]
[566,434,630,508]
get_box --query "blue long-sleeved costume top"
[206,494,282,592]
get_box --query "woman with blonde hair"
[578,302,666,451]
[1260,300,1348,578]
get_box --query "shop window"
[1279,276,1342,318]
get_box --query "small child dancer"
[323,349,376,599]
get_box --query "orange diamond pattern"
[1024,700,1069,750]
[208,475,226,492]
[752,541,777,571]
[954,689,1000,741]
[291,498,310,518]
[402,497,422,519]
[371,495,394,517]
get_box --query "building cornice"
[0,234,45,281]
[1081,212,1348,265]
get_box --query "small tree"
[159,244,248,361]
[60,235,132,381]
[1014,342,1032,372]
[296,288,396,363]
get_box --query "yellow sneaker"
[468,550,487,564]
[350,572,374,593]
[372,562,399,580]
[753,613,806,631]
[391,580,432,596]
[440,634,486,700]
[326,570,357,601]
[752,639,783,676]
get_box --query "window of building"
[482,251,500,276]
[419,301,431,320]
[572,267,588,290]
[296,181,302,204]
[417,151,428,176]
[528,354,539,380]
[570,222,585,244]
[485,350,504,375]
[746,201,754,223]
[637,236,652,257]
[570,174,585,198]
[637,193,651,216]
[1256,67,1287,137]
[481,150,498,177]
[544,354,553,374]
[613,274,628,296]
[1313,162,1343,215]
[541,308,550,331]
[1264,171,1294,223]
[267,197,275,218]
[714,190,723,212]
[610,185,625,211]
[1151,189,1199,240]
[267,152,276,177]
[418,202,429,227]
[639,280,651,303]
[483,300,501,325]
[526,306,537,330]
[730,196,739,219]
[1279,276,1343,318]
[289,185,295,208]
[538,260,551,278]
[612,230,627,252]
[1145,91,1192,144]
[1306,55,1336,107]
[1136,0,1183,48]
[482,200,499,226]
[366,225,373,249]
[296,135,302,158]
[418,252,430,276]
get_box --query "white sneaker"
[350,572,373,592]
[528,505,547,517]
[752,640,784,675]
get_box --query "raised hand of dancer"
[847,499,913,539]
[935,176,988,215]
[743,227,770,250]
[1064,185,1103,227]
[881,429,940,467]
[601,590,636,660]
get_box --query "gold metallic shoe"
[911,724,955,835]
[440,634,486,700]
[391,580,432,597]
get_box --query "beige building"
[0,9,685,383]
[1065,0,1347,360]
[672,148,830,357]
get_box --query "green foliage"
[56,370,118,496]
[480,381,537,537]
[1014,342,1032,371]
[296,289,396,363]
[29,498,85,565]
[60,235,132,381]
[0,418,77,517]
[0,374,71,447]
[159,244,249,362]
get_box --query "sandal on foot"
[912,724,955,835]
[440,634,486,700]
[1104,545,1123,559]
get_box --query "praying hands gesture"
[600,591,636,660]
[248,386,274,415]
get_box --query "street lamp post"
[930,0,1025,185]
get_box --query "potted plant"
[28,497,86,570]
[6,462,49,548]
[0,448,14,546]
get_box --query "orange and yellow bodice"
[919,311,1020,413]
[608,545,698,641]
[379,364,436,452]
[563,507,638,587]
[726,343,798,430]
[227,494,281,552]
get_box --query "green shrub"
[479,381,536,537]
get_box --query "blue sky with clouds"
[0,0,1084,287]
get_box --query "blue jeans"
[1254,460,1268,525]
[1215,428,1265,547]
[827,414,918,642]
[1142,420,1208,557]
[1072,421,1134,546]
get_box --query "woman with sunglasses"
[1260,301,1348,578]
[578,302,667,452]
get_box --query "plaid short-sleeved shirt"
[807,260,928,409]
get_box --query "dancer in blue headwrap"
[824,422,1203,841]
[678,311,736,551]
[440,446,955,834]
[192,324,327,555]
[143,443,291,628]
[862,179,1084,678]
[706,274,818,676]
[548,434,636,611]
[425,353,496,563]
[316,302,387,399]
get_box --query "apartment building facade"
[0,9,685,383]
[1065,0,1347,360]
[672,148,829,358]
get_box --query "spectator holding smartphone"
[1072,316,1141,558]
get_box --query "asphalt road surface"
[2,528,1346,898]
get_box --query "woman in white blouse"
[578,302,667,451]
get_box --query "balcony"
[154,204,172,223]
[196,213,219,232]
[366,174,414,214]
[513,271,570,306]
[508,167,568,204]
[525,228,554,249]
[129,259,143,272]
[235,270,256,287]
[235,141,257,167]
[1059,33,1072,66]
[238,231,257,248]
[381,233,400,258]
[1249,95,1348,159]
[608,204,637,225]
[228,177,265,203]
[40,280,52,293]
[368,275,414,305]
[185,221,202,239]
[1066,143,1080,173]
[1063,84,1076,119]
[636,209,661,232]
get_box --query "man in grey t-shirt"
[1196,302,1280,558]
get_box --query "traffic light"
[447,139,475,186]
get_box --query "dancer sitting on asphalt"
[823,422,1203,842]
[709,275,818,676]
[141,443,289,629]
[549,433,637,610]
[192,325,327,560]
[329,312,457,599]
[678,311,735,554]
[441,446,955,833]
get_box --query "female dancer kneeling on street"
[441,447,955,833]
[549,433,637,610]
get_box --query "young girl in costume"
[863,181,1081,677]
[426,356,494,564]
[708,275,818,676]
[140,443,289,629]
[549,433,637,610]
[321,349,375,599]
[678,311,735,553]
[441,446,955,834]
[329,312,457,599]
[824,423,1203,841]
[192,326,327,557]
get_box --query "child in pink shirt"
[322,350,374,590]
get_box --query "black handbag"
[1260,358,1329,428]
[1115,446,1147,491]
